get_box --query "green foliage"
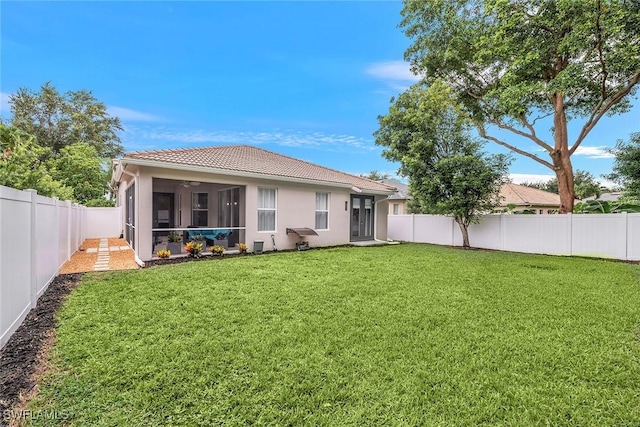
[360,170,390,181]
[573,200,640,214]
[0,124,73,199]
[49,142,111,205]
[522,170,605,199]
[375,80,509,247]
[9,82,123,159]
[607,132,640,199]
[400,0,640,211]
[29,245,640,425]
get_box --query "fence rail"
[0,185,122,350]
[388,213,640,261]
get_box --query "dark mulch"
[0,274,83,414]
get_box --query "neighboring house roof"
[499,183,561,207]
[583,191,623,202]
[379,179,410,200]
[116,145,396,194]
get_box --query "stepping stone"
[87,248,98,253]
[109,246,120,251]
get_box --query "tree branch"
[487,116,553,152]
[478,127,554,169]
[571,71,640,154]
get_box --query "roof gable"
[121,145,396,193]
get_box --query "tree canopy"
[49,142,112,205]
[9,82,124,159]
[400,0,640,213]
[360,171,391,181]
[375,80,509,248]
[522,170,604,199]
[0,124,73,200]
[607,132,640,200]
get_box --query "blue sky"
[1,1,638,184]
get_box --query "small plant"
[237,242,248,254]
[192,233,205,241]
[157,249,171,259]
[185,241,203,257]
[168,232,182,243]
[210,245,225,256]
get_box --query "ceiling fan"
[180,181,201,188]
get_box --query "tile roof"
[498,183,561,207]
[379,179,410,200]
[123,145,396,193]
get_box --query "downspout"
[119,162,144,267]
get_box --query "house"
[498,182,561,214]
[583,191,623,203]
[379,179,410,215]
[111,145,396,261]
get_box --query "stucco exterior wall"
[388,200,408,216]
[115,165,389,261]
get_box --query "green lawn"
[31,244,640,426]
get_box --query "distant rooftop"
[379,179,410,200]
[499,183,561,207]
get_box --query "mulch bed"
[0,274,83,415]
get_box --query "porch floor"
[59,238,140,274]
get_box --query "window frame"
[315,192,330,230]
[393,203,399,215]
[257,187,277,232]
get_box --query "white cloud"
[509,173,556,184]
[0,92,11,117]
[107,106,161,122]
[573,146,615,159]
[123,126,378,153]
[366,61,421,82]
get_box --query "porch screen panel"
[192,193,208,226]
[125,184,135,249]
[258,188,276,231]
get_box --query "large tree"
[9,82,124,159]
[0,124,73,199]
[522,169,604,199]
[401,0,640,213]
[49,142,113,206]
[375,81,509,248]
[607,132,640,200]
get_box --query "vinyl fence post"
[27,189,38,309]
[567,213,573,256]
[66,200,72,261]
[500,214,506,251]
[411,214,416,242]
[623,212,628,261]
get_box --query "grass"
[30,244,640,426]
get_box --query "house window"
[192,193,208,226]
[315,192,329,230]
[393,203,399,215]
[258,188,276,231]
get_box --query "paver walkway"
[86,238,132,271]
[59,238,140,274]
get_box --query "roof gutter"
[117,157,395,195]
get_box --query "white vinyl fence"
[0,185,122,350]
[389,213,640,261]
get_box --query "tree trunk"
[455,217,470,248]
[551,93,575,213]
[551,150,575,213]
